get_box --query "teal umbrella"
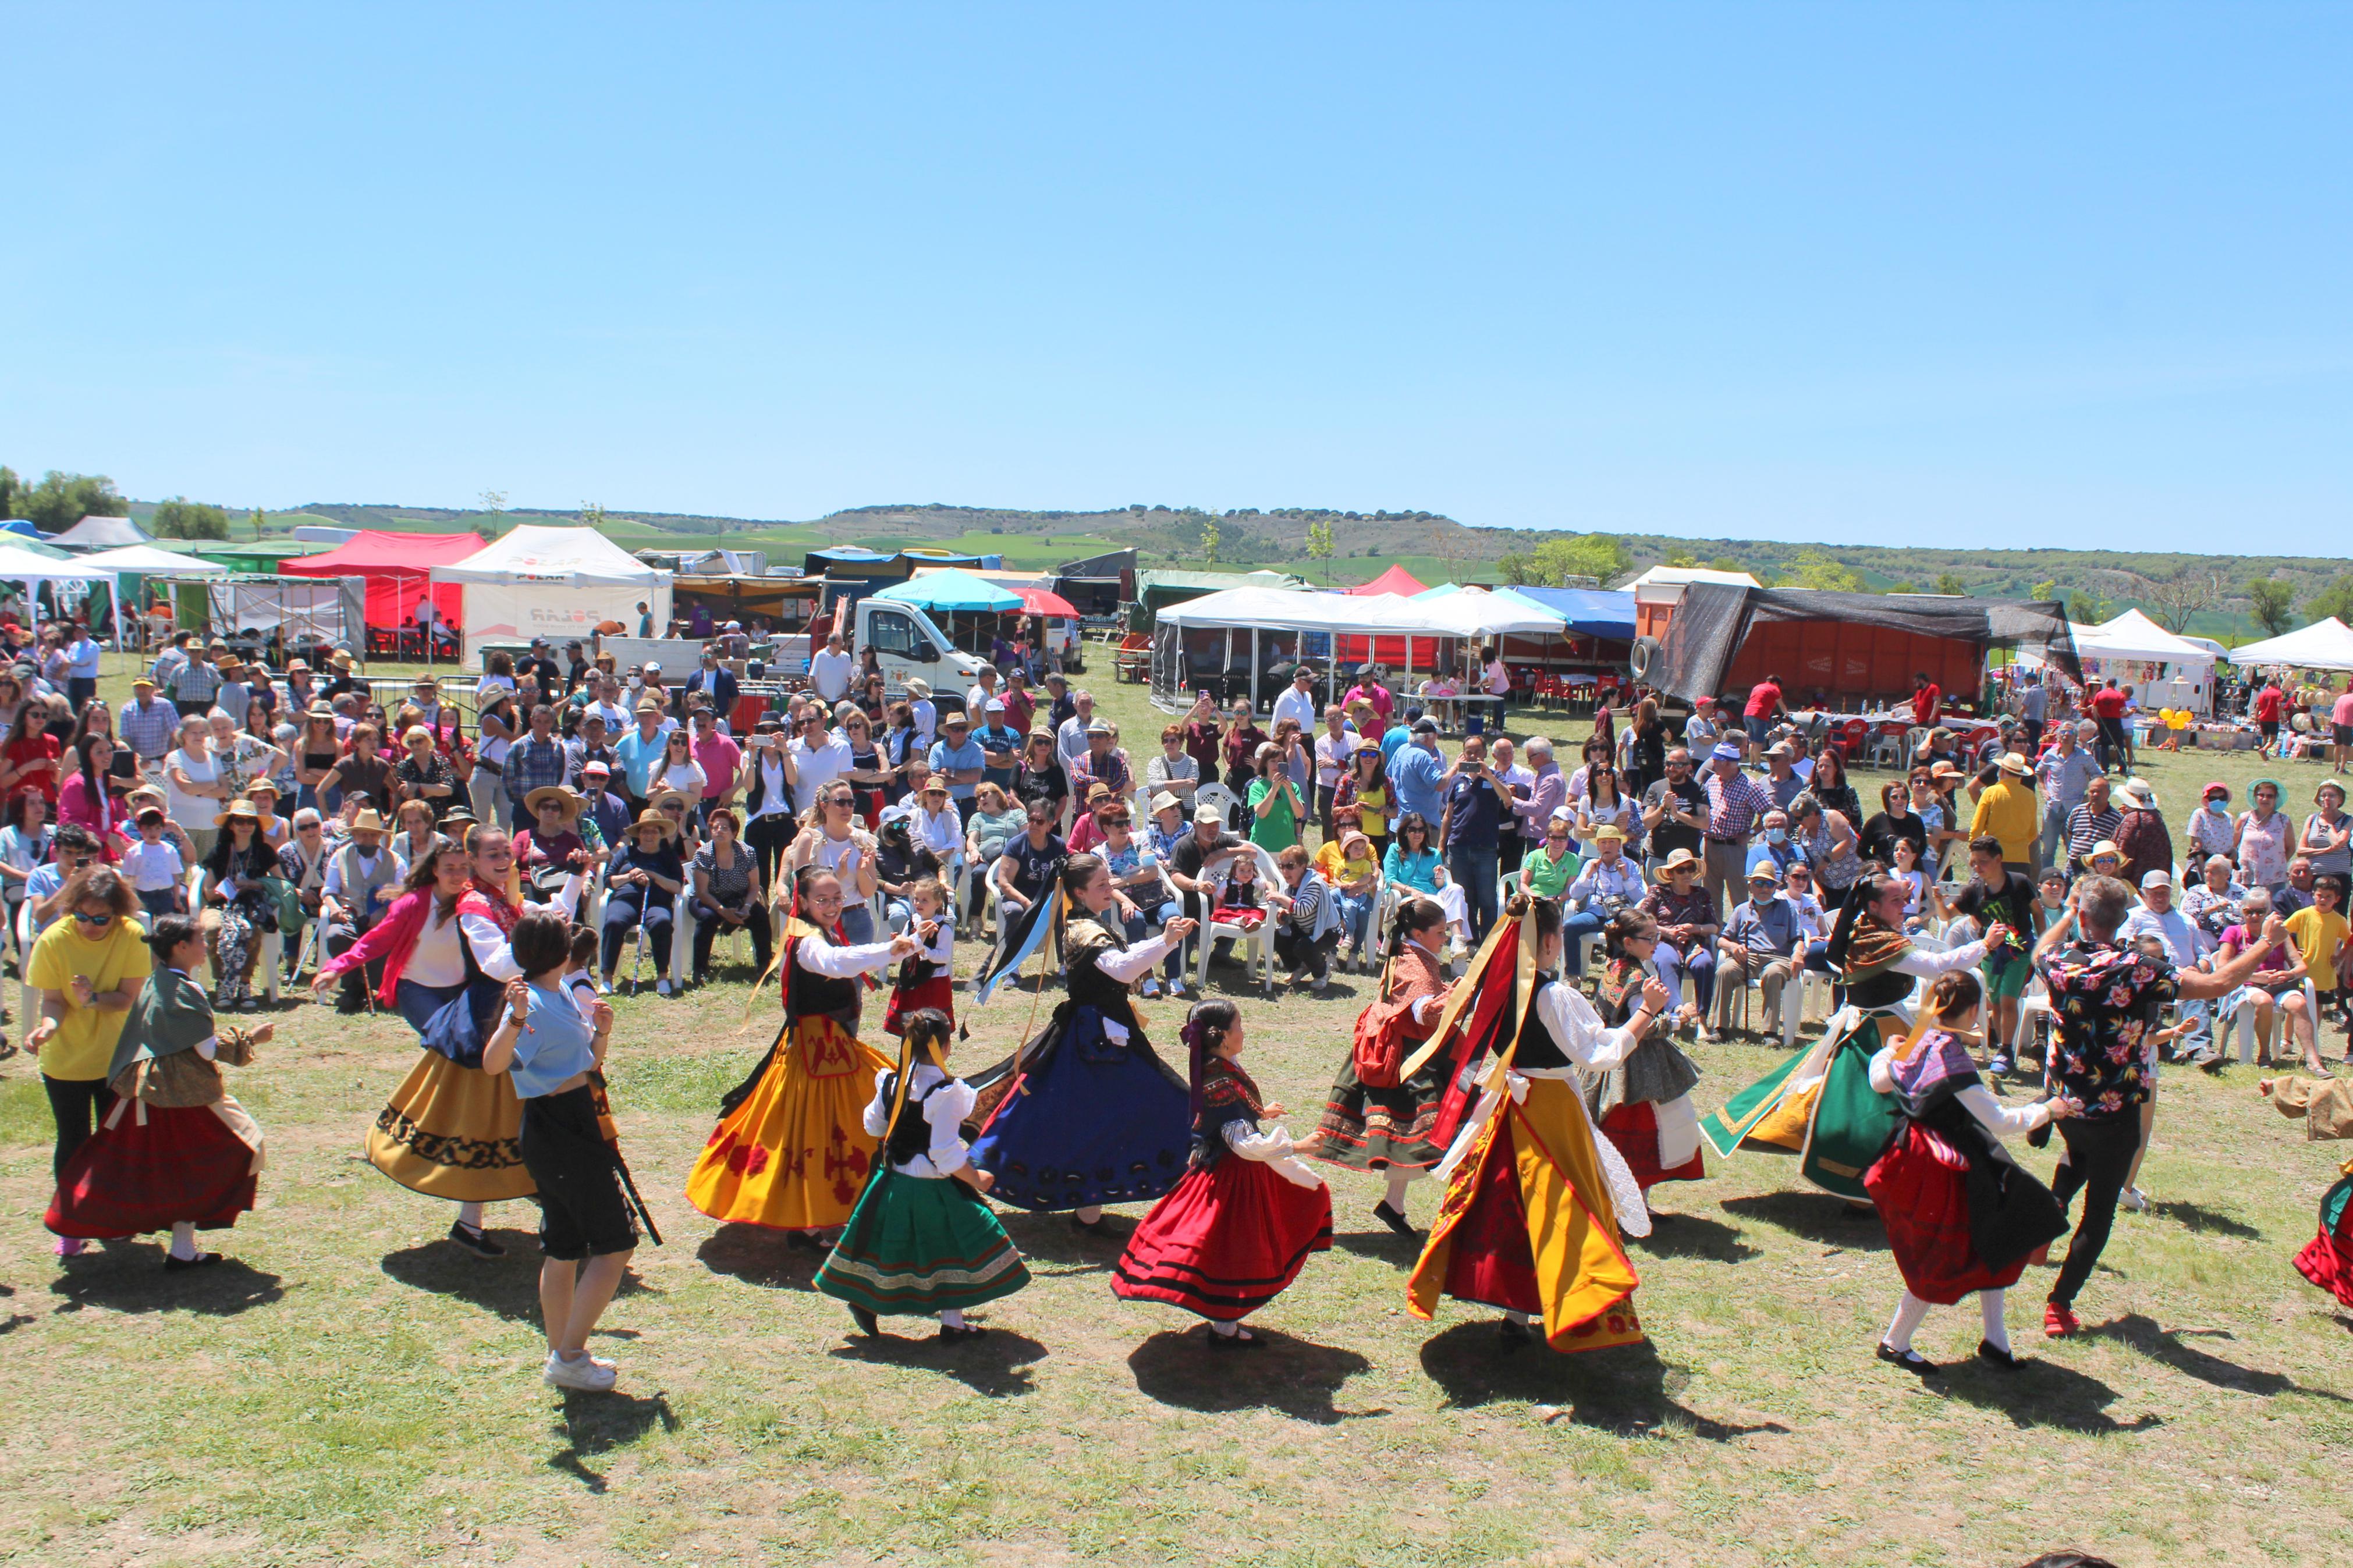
[872,569,1022,614]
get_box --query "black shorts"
[2332,724,2352,748]
[2260,720,2280,739]
[519,1084,637,1260]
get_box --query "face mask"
[1766,829,1786,844]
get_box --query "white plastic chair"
[1194,781,1241,831]
[1195,843,1281,996]
[14,898,37,1030]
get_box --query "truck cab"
[853,597,988,714]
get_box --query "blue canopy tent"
[872,569,1023,613]
[1509,586,1637,640]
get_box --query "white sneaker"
[597,977,613,995]
[2120,1186,2149,1213]
[1166,977,1187,997]
[656,979,672,998]
[542,1352,617,1392]
[1140,978,1160,998]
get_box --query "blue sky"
[5,5,2345,549]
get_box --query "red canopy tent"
[280,530,486,630]
[1343,564,1427,597]
[1017,585,1078,617]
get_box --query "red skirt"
[2294,1175,2353,1309]
[47,1100,260,1240]
[1112,1156,1332,1321]
[883,977,956,1036]
[1864,1123,2027,1306]
[1600,1101,1705,1191]
[1440,1119,1544,1314]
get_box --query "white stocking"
[456,1201,485,1231]
[1504,1309,1534,1328]
[1882,1290,1932,1354]
[169,1221,198,1261]
[1980,1289,2010,1355]
[1382,1168,1417,1212]
[1076,1204,1102,1225]
[939,1308,967,1329]
[1211,1318,1240,1336]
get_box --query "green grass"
[2,657,2347,1565]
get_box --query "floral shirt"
[2037,938,2177,1122]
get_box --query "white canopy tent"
[431,525,673,662]
[2228,617,2353,673]
[1412,584,1568,638]
[1152,586,1496,706]
[0,543,119,630]
[47,514,153,551]
[2065,609,2218,714]
[75,543,218,576]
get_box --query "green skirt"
[815,1169,1031,1317]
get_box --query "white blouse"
[862,1063,978,1178]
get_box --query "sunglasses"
[73,909,113,925]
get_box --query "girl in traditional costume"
[315,828,533,1258]
[817,1008,1030,1339]
[45,915,269,1270]
[686,864,923,1245]
[966,855,1198,1231]
[1303,895,1459,1235]
[1864,970,2074,1373]
[1406,895,1669,1350]
[1589,910,1705,1215]
[1699,873,2004,1200]
[881,877,956,1035]
[1112,999,1332,1346]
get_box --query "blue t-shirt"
[24,862,65,936]
[928,737,988,801]
[1443,773,1503,851]
[611,728,666,798]
[505,982,598,1100]
[972,724,1024,786]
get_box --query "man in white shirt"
[1271,666,1319,737]
[810,632,855,705]
[904,678,938,748]
[1056,689,1097,770]
[587,675,633,735]
[967,664,1000,718]
[789,708,855,803]
[1312,705,1358,840]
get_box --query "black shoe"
[1205,1325,1262,1350]
[164,1251,223,1272]
[334,1001,366,1016]
[1976,1339,2021,1371]
[446,1221,503,1258]
[1875,1342,1940,1375]
[785,1230,822,1251]
[936,1322,986,1342]
[849,1304,880,1336]
[1069,1214,1108,1235]
[1371,1200,1418,1238]
[1496,1317,1531,1347]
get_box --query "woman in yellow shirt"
[24,865,155,1258]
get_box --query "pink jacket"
[317,887,436,1007]
[56,771,118,861]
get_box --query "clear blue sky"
[6,6,2346,550]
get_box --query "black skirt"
[519,1085,637,1260]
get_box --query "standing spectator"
[2300,780,2353,884]
[1000,667,1036,737]
[1386,716,1447,828]
[1336,742,1392,859]
[0,697,62,806]
[1620,697,1667,801]
[2253,675,2287,760]
[163,715,232,865]
[973,701,1023,793]
[2111,778,2171,890]
[928,710,986,810]
[150,630,194,692]
[1742,671,1786,748]
[2015,670,2048,754]
[1272,666,1319,737]
[1218,698,1268,805]
[2234,777,2294,895]
[1969,751,2039,879]
[61,622,100,712]
[1760,741,1807,812]
[2035,720,2103,876]
[1637,745,1703,877]
[120,675,179,781]
[1149,722,1201,814]
[1698,741,1772,918]
[2063,774,2121,877]
[1910,670,1942,731]
[1311,706,1354,841]
[168,643,224,717]
[1247,740,1305,855]
[1055,689,1098,771]
[2035,876,2276,1336]
[686,646,739,717]
[690,707,741,819]
[610,700,673,816]
[1343,664,1393,724]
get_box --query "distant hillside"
[264,498,2345,640]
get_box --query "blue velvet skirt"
[968,1004,1190,1212]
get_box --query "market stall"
[76,544,219,650]
[2229,618,2353,674]
[431,525,672,663]
[281,529,487,657]
[2065,609,2219,715]
[1152,587,1479,711]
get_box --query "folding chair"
[1194,781,1242,833]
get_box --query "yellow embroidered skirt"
[1407,1076,1644,1353]
[687,1016,893,1232]
[365,1050,535,1203]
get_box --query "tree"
[1199,515,1220,565]
[1510,533,1627,588]
[1493,550,1537,586]
[2302,573,2353,628]
[1665,551,1697,569]
[2245,577,2298,637]
[0,465,18,518]
[150,497,230,541]
[2067,586,2113,625]
[2138,565,2224,632]
[1303,518,1335,584]
[580,501,608,531]
[1888,580,1919,595]
[1784,548,1864,593]
[250,506,266,542]
[2031,578,2059,602]
[1933,571,1967,597]
[13,470,126,533]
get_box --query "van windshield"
[867,609,928,659]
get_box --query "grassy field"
[1,657,2348,1567]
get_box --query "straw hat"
[2087,839,2124,865]
[2120,778,2157,808]
[629,809,677,842]
[213,798,262,829]
[524,784,583,819]
[348,809,388,836]
[1652,847,1700,880]
[328,649,355,670]
[652,788,691,812]
[1996,752,2033,777]
[635,697,664,714]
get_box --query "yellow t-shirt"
[1315,841,1378,888]
[29,915,156,1082]
[2284,905,2351,994]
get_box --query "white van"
[854,597,989,714]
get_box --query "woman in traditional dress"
[314,827,534,1258]
[1864,970,2074,1373]
[817,1008,1030,1339]
[45,915,269,1270]
[1112,999,1332,1347]
[686,864,921,1245]
[1303,895,1458,1235]
[1406,895,1670,1350]
[1588,909,1705,1218]
[966,855,1198,1231]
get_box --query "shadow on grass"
[1629,1212,1759,1264]
[828,1325,1046,1397]
[1417,1324,1785,1441]
[548,1389,679,1494]
[1331,1222,1425,1267]
[51,1247,285,1317]
[1720,1190,1888,1251]
[996,1210,1122,1274]
[1128,1327,1384,1424]
[695,1225,822,1291]
[1924,1353,2160,1433]
[384,1235,657,1322]
[2097,1313,2352,1403]
[2143,1200,2262,1240]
